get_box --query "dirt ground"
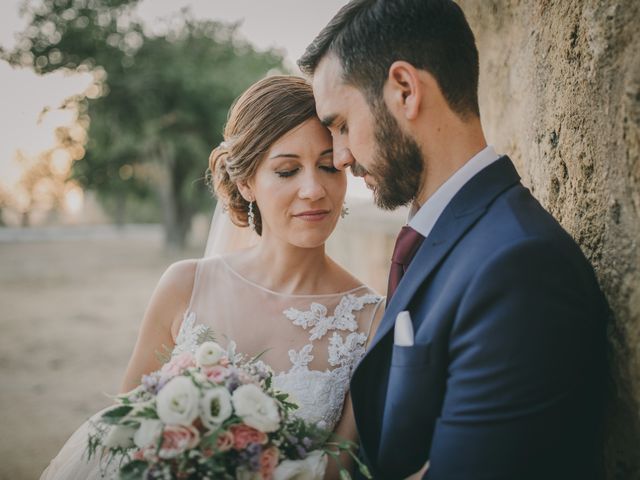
[0,228,201,480]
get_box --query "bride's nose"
[297,171,326,201]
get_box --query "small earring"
[248,201,256,231]
[341,203,350,219]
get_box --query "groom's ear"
[385,61,422,121]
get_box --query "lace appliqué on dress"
[276,293,382,430]
[284,293,381,342]
[172,311,208,356]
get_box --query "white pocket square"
[394,311,414,346]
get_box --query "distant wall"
[456,1,640,477]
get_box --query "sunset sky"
[0,0,375,202]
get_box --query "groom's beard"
[364,101,424,210]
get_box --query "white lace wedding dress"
[41,256,384,479]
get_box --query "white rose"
[133,419,162,448]
[231,384,280,432]
[273,450,327,480]
[196,341,226,367]
[200,387,233,429]
[156,376,200,426]
[104,424,136,449]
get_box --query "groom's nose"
[334,147,355,171]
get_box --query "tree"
[7,0,286,248]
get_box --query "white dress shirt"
[408,145,501,238]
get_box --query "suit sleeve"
[425,237,605,479]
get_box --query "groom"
[300,1,607,479]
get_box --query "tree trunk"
[21,211,30,227]
[152,142,191,251]
[113,193,127,228]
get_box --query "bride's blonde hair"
[208,75,316,236]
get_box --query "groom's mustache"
[351,162,369,177]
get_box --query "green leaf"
[339,470,352,480]
[358,463,373,479]
[132,406,159,419]
[155,344,173,364]
[250,348,270,362]
[118,459,148,480]
[196,327,216,345]
[100,405,133,424]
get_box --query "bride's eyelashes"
[275,164,339,178]
[276,168,299,178]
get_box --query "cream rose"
[196,341,226,367]
[231,384,280,433]
[273,450,327,480]
[200,387,232,429]
[156,376,199,426]
[133,419,162,448]
[104,424,136,449]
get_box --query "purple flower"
[296,444,308,458]
[225,371,242,392]
[238,442,263,472]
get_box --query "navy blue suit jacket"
[350,157,607,479]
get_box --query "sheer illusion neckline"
[218,255,367,298]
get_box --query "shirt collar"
[408,145,500,238]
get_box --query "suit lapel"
[364,156,521,357]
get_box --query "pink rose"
[260,446,280,480]
[160,352,196,378]
[215,430,235,452]
[201,430,234,458]
[202,365,230,383]
[229,424,268,450]
[133,445,158,462]
[158,425,200,459]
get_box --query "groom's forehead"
[312,55,352,119]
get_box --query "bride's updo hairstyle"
[209,75,316,236]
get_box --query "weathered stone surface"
[456,1,640,478]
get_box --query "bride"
[41,75,385,479]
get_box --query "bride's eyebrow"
[269,153,299,160]
[269,148,333,160]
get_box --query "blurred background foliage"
[4,0,286,248]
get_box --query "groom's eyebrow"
[320,114,337,129]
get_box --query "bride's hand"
[404,461,429,479]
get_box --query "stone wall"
[455,1,640,477]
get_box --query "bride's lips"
[293,209,331,222]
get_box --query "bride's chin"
[286,231,333,250]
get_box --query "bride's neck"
[235,237,333,295]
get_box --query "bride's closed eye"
[275,163,338,178]
[275,168,299,178]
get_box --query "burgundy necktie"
[387,226,425,301]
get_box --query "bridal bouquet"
[87,339,370,480]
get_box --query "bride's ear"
[236,181,255,203]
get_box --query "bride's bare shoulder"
[153,259,200,308]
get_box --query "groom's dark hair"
[298,0,480,119]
